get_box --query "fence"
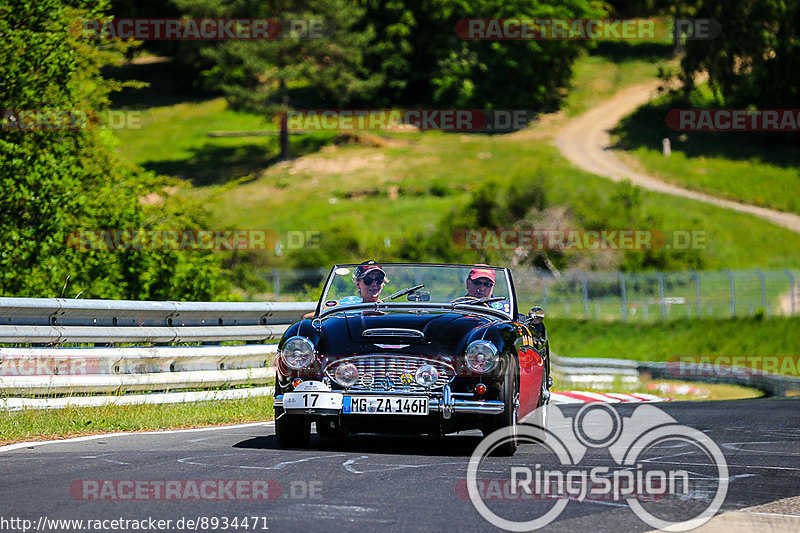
[262,267,800,322]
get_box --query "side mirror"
[407,291,430,302]
[527,306,545,325]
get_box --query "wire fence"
[259,267,800,322]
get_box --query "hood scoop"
[362,328,424,339]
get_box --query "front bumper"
[275,387,504,418]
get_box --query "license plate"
[343,396,428,415]
[283,392,343,411]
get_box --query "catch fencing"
[263,267,800,322]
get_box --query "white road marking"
[77,453,130,465]
[723,441,800,456]
[342,455,369,474]
[342,455,466,474]
[177,453,347,470]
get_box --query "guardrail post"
[690,269,701,318]
[656,271,666,321]
[754,268,766,311]
[724,268,735,317]
[785,268,796,315]
[579,271,589,319]
[618,271,627,322]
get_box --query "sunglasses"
[470,280,494,288]
[361,276,384,285]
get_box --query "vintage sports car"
[273,263,551,455]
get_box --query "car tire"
[275,406,311,449]
[483,360,519,456]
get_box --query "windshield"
[319,263,513,316]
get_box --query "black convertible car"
[273,263,550,455]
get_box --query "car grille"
[323,355,455,391]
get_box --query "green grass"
[548,316,800,365]
[111,50,800,273]
[550,374,763,401]
[612,86,800,215]
[198,132,800,270]
[0,395,274,446]
[564,42,677,115]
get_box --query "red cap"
[468,264,495,282]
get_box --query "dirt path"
[554,81,800,234]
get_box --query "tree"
[360,0,606,109]
[0,0,227,299]
[680,0,799,109]
[172,0,382,158]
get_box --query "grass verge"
[550,374,762,401]
[548,316,800,365]
[0,395,274,446]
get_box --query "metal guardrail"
[0,297,316,407]
[551,353,800,397]
[2,296,796,409]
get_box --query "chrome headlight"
[465,340,499,373]
[415,365,439,388]
[334,363,359,388]
[280,336,315,369]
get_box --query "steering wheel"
[450,296,484,305]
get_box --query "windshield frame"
[314,262,516,319]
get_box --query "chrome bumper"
[275,390,504,416]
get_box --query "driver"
[339,260,387,304]
[465,264,495,299]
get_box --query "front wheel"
[482,360,519,456]
[275,406,311,449]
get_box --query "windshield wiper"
[380,284,425,303]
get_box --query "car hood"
[318,309,492,354]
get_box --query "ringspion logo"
[464,403,728,531]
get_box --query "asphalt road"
[2,398,799,533]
